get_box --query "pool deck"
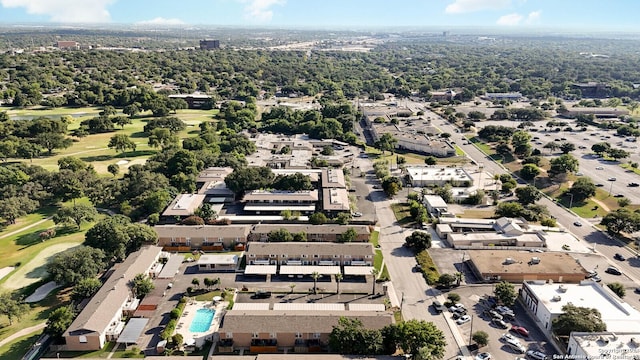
[175,300,225,348]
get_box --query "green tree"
[382,176,402,198]
[541,217,557,228]
[338,228,358,243]
[618,197,631,207]
[511,130,532,157]
[434,184,453,203]
[549,154,579,178]
[424,156,437,165]
[45,306,75,339]
[148,127,178,148]
[552,304,606,337]
[52,203,98,230]
[404,231,432,252]
[447,293,461,303]
[515,185,542,205]
[311,271,320,294]
[85,215,157,261]
[607,282,626,298]
[108,133,137,153]
[309,212,328,225]
[559,142,576,154]
[519,163,540,181]
[0,293,29,325]
[268,228,293,242]
[194,203,217,222]
[569,177,596,201]
[494,281,517,307]
[130,273,155,298]
[472,331,489,347]
[71,277,102,302]
[382,320,446,359]
[607,148,630,160]
[591,142,611,155]
[107,163,120,177]
[191,278,200,289]
[47,246,106,286]
[329,317,383,355]
[600,208,640,235]
[123,103,140,118]
[437,273,456,288]
[495,202,525,218]
[0,195,39,224]
[375,133,397,154]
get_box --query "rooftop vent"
[558,285,567,293]
[552,295,561,302]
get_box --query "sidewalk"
[0,322,45,348]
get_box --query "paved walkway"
[0,322,46,348]
[0,217,52,240]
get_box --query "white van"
[506,339,526,353]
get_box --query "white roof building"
[405,166,473,187]
[521,280,640,333]
[567,332,640,359]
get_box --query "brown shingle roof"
[154,225,251,239]
[64,246,162,337]
[220,310,393,333]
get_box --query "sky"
[0,0,638,31]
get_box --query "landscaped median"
[415,250,440,285]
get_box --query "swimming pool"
[189,308,215,333]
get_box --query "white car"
[456,315,471,325]
[351,212,363,217]
[475,352,492,360]
[449,303,465,313]
[500,333,519,343]
[596,166,604,170]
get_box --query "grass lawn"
[47,341,117,358]
[620,163,640,175]
[390,203,413,226]
[7,107,213,175]
[458,209,495,219]
[0,205,57,237]
[454,145,465,156]
[0,333,41,360]
[468,137,494,155]
[369,230,380,247]
[374,249,383,273]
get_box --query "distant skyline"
[0,0,638,31]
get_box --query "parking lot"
[429,284,558,360]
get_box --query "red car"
[511,325,529,337]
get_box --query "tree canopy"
[552,304,606,337]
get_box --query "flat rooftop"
[451,233,543,244]
[469,251,585,276]
[406,166,472,182]
[570,332,640,358]
[525,281,640,332]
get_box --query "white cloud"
[0,0,115,22]
[526,10,541,24]
[239,0,285,22]
[138,17,185,25]
[496,12,523,25]
[445,0,511,14]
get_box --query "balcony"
[294,339,323,353]
[318,260,335,266]
[217,339,234,353]
[286,259,302,265]
[350,260,367,266]
[250,339,277,353]
[253,259,270,265]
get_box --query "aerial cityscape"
[0,1,640,360]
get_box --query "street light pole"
[469,314,474,345]
[609,179,615,196]
[568,193,574,209]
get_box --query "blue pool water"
[189,308,215,332]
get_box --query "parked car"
[596,183,604,187]
[605,266,622,275]
[486,310,503,320]
[501,333,519,343]
[526,350,547,360]
[449,303,466,313]
[475,352,492,360]
[614,253,626,261]
[573,221,582,227]
[585,270,598,279]
[492,318,509,329]
[614,194,624,198]
[431,300,446,313]
[591,275,602,282]
[596,166,604,170]
[635,287,640,294]
[511,325,530,337]
[251,290,272,299]
[507,341,527,353]
[629,183,640,187]
[456,315,471,325]
[608,177,617,181]
[562,244,571,250]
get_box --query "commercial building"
[168,93,212,109]
[361,105,455,157]
[436,217,549,250]
[483,92,523,101]
[405,166,473,187]
[245,133,348,169]
[521,280,640,333]
[199,39,220,50]
[429,90,456,101]
[571,82,610,98]
[161,194,206,219]
[63,246,163,351]
[218,310,393,353]
[197,254,239,272]
[466,251,587,283]
[56,41,79,50]
[559,107,629,119]
[567,332,640,359]
[242,190,318,214]
[423,195,449,217]
[196,167,234,200]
